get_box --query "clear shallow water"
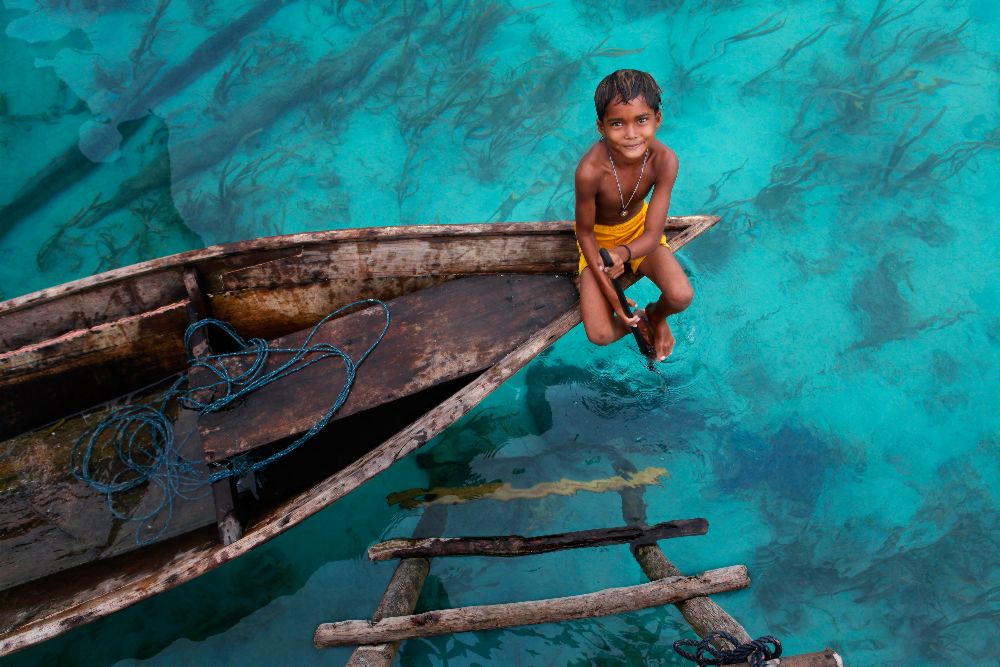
[1,0,998,665]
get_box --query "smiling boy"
[575,69,693,361]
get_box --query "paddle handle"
[599,248,655,358]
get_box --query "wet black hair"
[594,69,662,121]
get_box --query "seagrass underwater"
[0,0,998,664]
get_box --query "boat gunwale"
[0,217,715,315]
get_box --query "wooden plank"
[183,266,245,546]
[764,650,843,666]
[0,217,713,320]
[0,303,583,656]
[0,404,215,592]
[314,565,750,647]
[207,275,459,341]
[216,235,578,290]
[0,302,191,439]
[367,519,708,561]
[0,268,186,351]
[198,274,579,462]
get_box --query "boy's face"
[596,95,662,161]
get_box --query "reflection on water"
[1,0,999,665]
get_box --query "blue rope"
[70,299,390,543]
[674,632,782,667]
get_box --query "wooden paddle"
[600,248,656,359]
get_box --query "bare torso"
[579,138,674,226]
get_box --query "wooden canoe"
[0,216,717,656]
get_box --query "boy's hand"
[601,245,628,280]
[595,269,640,327]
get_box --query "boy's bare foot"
[646,302,675,360]
[632,308,656,356]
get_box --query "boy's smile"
[597,96,662,164]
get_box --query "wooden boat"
[0,215,718,656]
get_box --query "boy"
[575,69,693,361]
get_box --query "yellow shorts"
[575,201,670,274]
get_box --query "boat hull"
[0,216,718,656]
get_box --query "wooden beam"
[347,505,445,666]
[615,456,752,648]
[368,519,708,561]
[346,558,430,666]
[314,565,749,648]
[184,266,244,546]
[729,649,844,666]
[634,544,753,645]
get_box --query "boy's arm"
[627,146,679,259]
[575,164,640,327]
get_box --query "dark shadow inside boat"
[238,371,479,512]
[0,369,482,639]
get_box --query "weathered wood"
[0,302,191,439]
[184,266,245,546]
[1,217,711,318]
[347,505,446,666]
[198,274,579,461]
[615,456,752,647]
[216,235,579,290]
[0,404,215,592]
[314,565,750,647]
[0,267,187,351]
[368,519,708,561]
[633,544,753,644]
[371,558,431,621]
[766,649,844,666]
[0,216,720,656]
[346,558,430,667]
[0,301,584,656]
[716,649,843,666]
[208,275,459,341]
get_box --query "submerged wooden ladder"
[314,465,844,666]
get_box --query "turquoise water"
[2,0,999,664]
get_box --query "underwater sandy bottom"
[1,1,999,665]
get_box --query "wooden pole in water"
[315,565,750,648]
[346,558,430,667]
[615,461,844,665]
[346,505,447,666]
[730,649,844,666]
[615,458,753,647]
[367,518,708,561]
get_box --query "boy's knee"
[666,285,694,312]
[585,326,617,346]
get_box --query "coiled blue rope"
[70,299,390,543]
[674,632,782,667]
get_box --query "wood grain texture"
[314,566,750,647]
[367,519,708,561]
[0,303,191,439]
[615,455,753,647]
[345,558,430,667]
[0,215,720,656]
[0,302,584,657]
[198,274,579,461]
[0,407,215,592]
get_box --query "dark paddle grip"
[599,248,655,358]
